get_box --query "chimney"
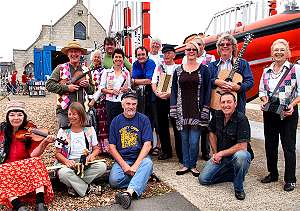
[77,0,83,4]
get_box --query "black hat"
[162,44,175,53]
[121,90,138,100]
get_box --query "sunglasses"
[219,43,232,47]
[186,48,197,52]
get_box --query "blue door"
[34,48,43,81]
[43,50,52,81]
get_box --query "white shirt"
[259,61,300,97]
[151,63,178,84]
[99,67,131,102]
[149,52,164,67]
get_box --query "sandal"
[115,191,132,209]
[151,147,161,156]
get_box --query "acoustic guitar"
[210,33,253,110]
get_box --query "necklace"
[270,68,283,79]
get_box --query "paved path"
[90,192,199,211]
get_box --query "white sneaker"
[87,184,102,195]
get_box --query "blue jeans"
[109,156,153,197]
[180,128,201,169]
[199,150,251,192]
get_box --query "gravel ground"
[0,93,173,210]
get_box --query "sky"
[0,0,249,61]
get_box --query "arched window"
[74,22,86,40]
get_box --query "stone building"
[13,0,106,81]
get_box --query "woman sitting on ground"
[0,100,54,211]
[55,102,107,197]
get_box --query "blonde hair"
[193,36,205,46]
[216,33,238,57]
[151,38,162,46]
[186,41,200,53]
[271,39,291,58]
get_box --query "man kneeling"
[199,92,253,200]
[109,91,153,209]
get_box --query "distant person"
[102,37,132,71]
[10,70,18,94]
[132,46,156,128]
[170,41,211,177]
[199,92,253,200]
[88,49,109,154]
[109,91,153,209]
[21,71,28,95]
[148,38,164,67]
[259,39,300,191]
[98,48,131,128]
[55,102,107,197]
[151,44,182,161]
[46,40,95,128]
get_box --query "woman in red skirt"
[89,50,109,154]
[0,101,55,211]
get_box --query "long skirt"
[0,157,54,208]
[95,100,109,153]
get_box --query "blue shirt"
[109,112,153,161]
[132,58,156,79]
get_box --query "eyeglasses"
[186,48,197,52]
[219,43,232,47]
[137,53,146,56]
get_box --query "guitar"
[210,33,253,110]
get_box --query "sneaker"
[67,187,77,197]
[235,190,246,200]
[284,182,296,191]
[87,184,102,196]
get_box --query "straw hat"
[61,40,87,55]
[6,100,26,113]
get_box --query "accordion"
[157,73,173,94]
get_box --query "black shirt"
[209,110,253,159]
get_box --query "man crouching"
[199,92,253,200]
[109,91,153,209]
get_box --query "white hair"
[90,49,102,61]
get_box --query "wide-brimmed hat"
[61,40,87,55]
[6,100,26,113]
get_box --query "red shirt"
[11,73,17,84]
[2,134,39,163]
[21,74,28,83]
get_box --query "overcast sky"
[0,0,249,61]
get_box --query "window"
[74,22,86,40]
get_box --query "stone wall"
[13,1,106,80]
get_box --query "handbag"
[263,64,294,118]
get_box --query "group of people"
[0,33,299,210]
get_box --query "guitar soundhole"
[225,78,232,82]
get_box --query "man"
[209,33,254,114]
[109,91,153,209]
[151,44,182,161]
[199,92,253,200]
[46,40,95,128]
[148,38,164,67]
[10,70,18,94]
[132,46,156,126]
[102,37,132,71]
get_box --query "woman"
[170,41,211,177]
[55,102,107,197]
[259,39,300,192]
[99,48,131,128]
[21,71,28,95]
[0,101,54,211]
[88,50,109,154]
